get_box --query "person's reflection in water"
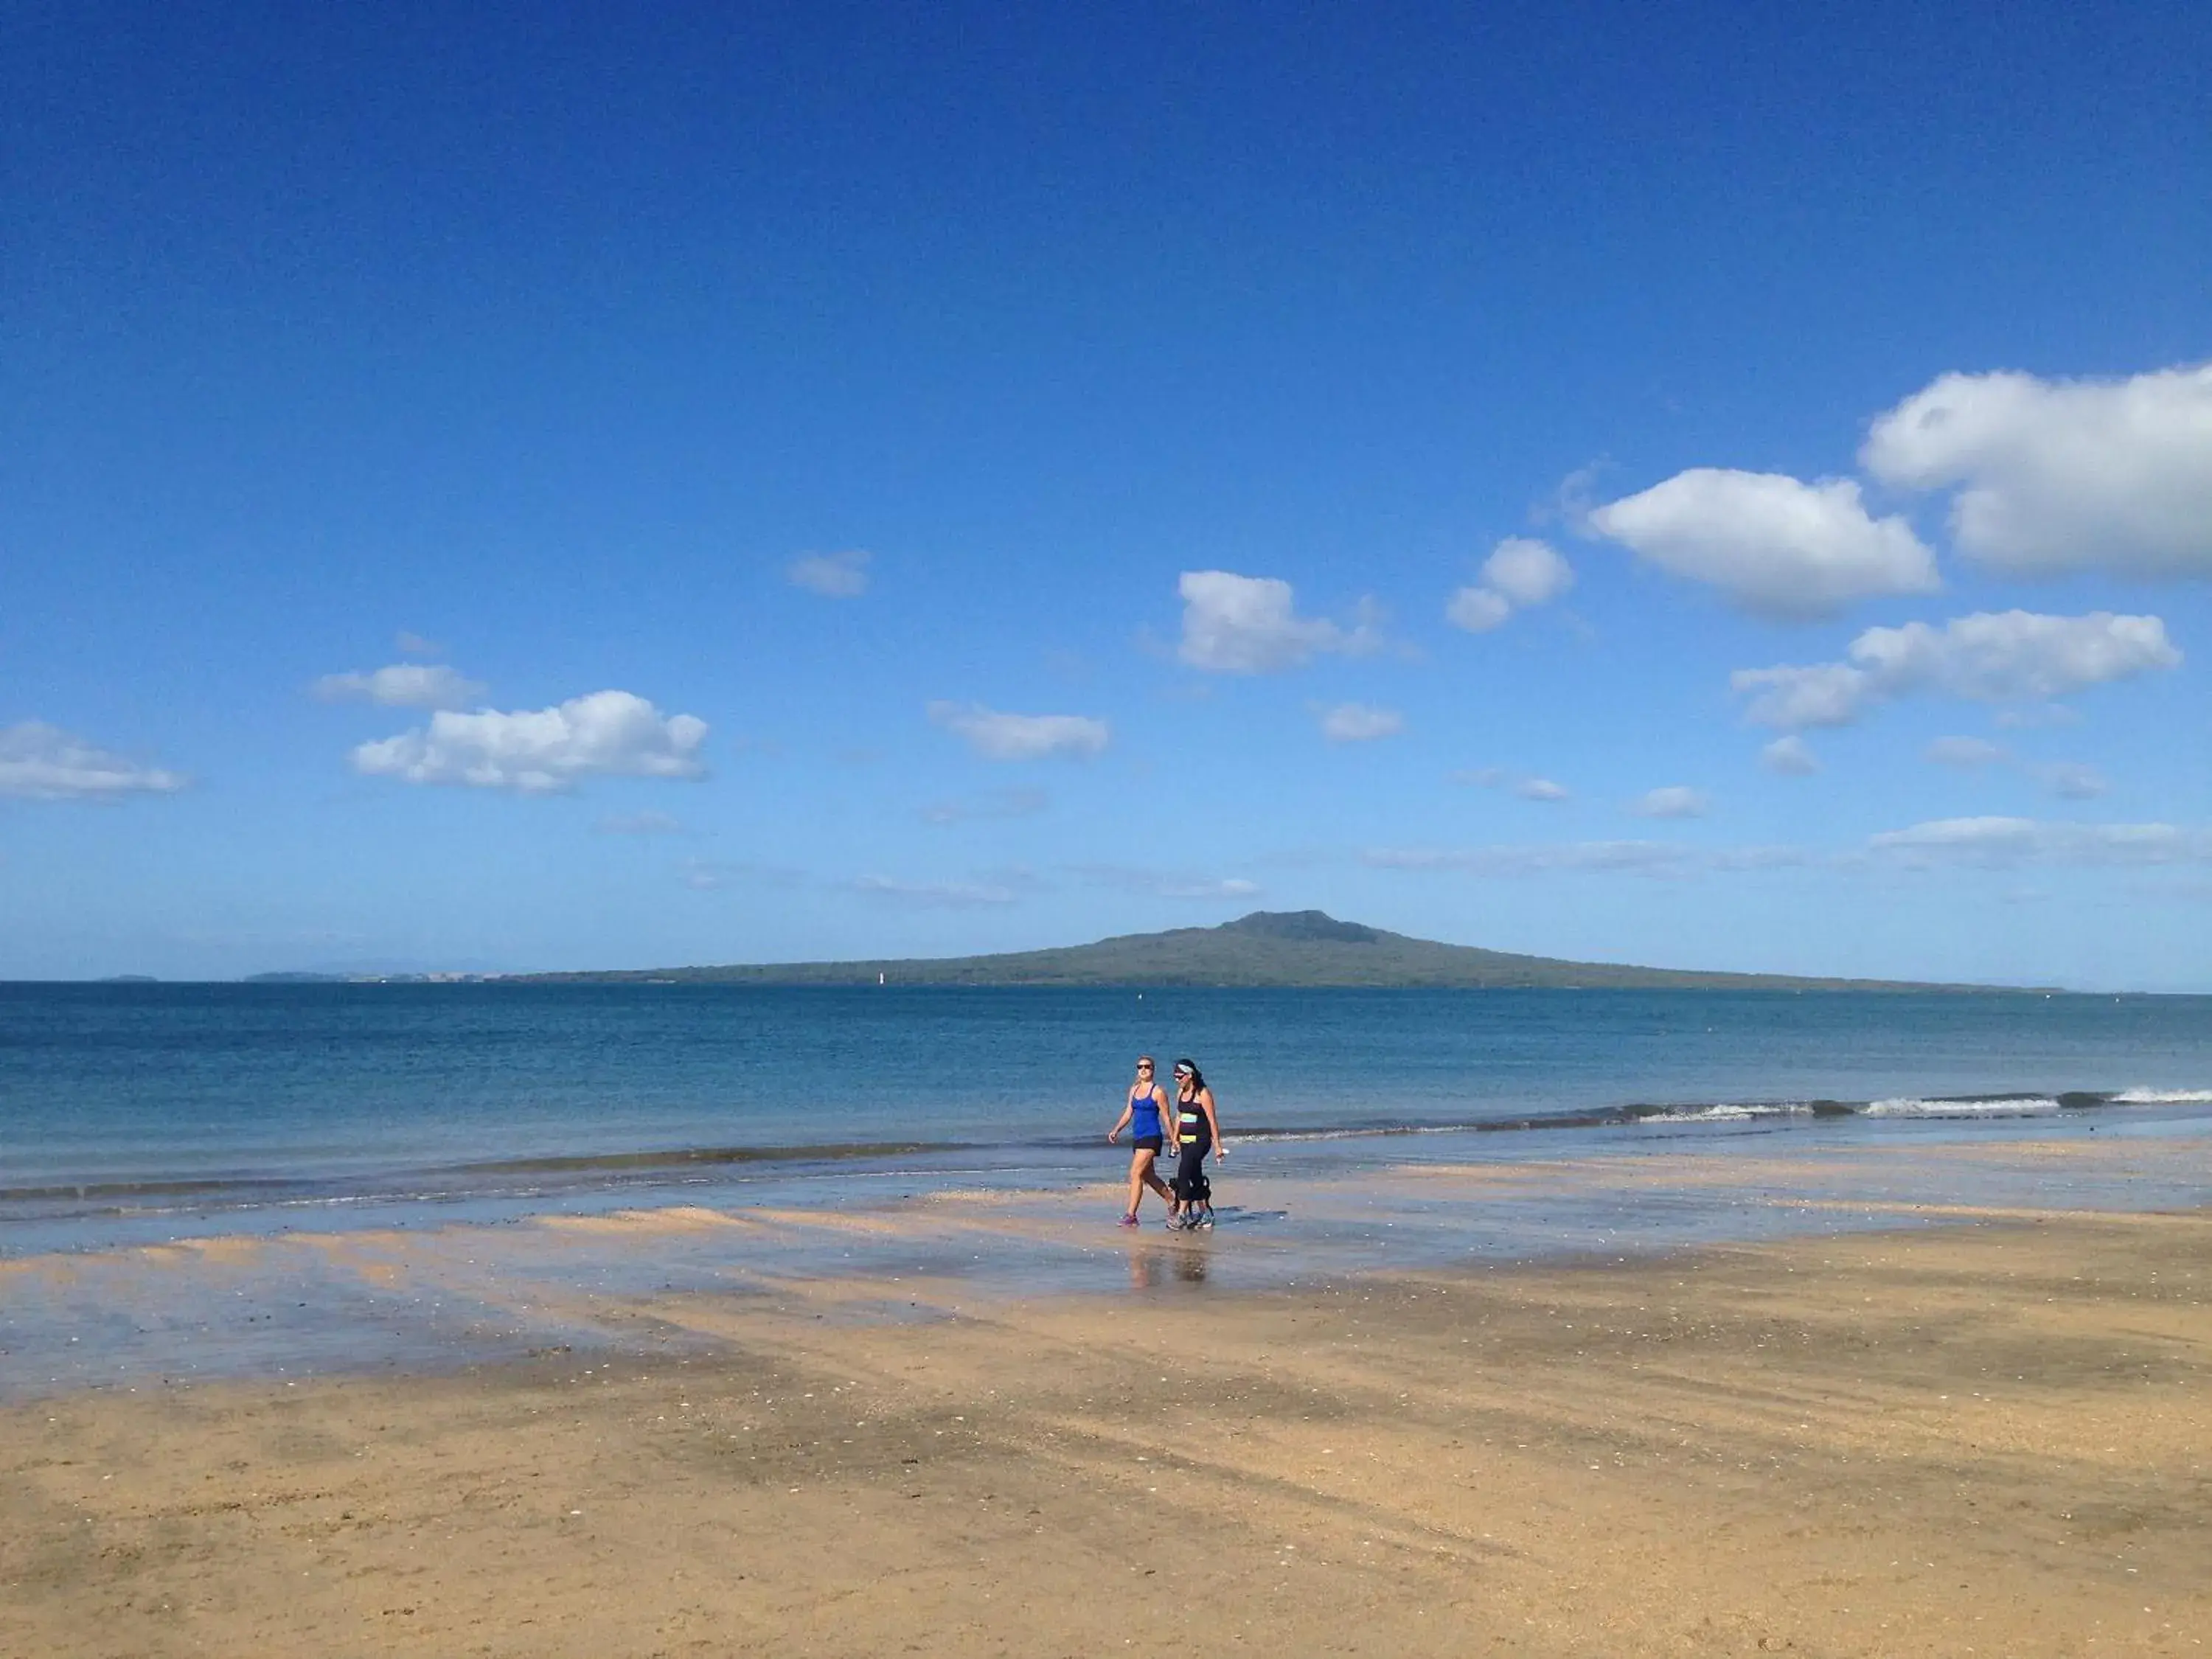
[1124,1239,1208,1290]
[1127,1242,1163,1291]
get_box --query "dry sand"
[4,1208,2207,1657]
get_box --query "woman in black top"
[1167,1058,1225,1230]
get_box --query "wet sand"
[5,1202,2208,1657]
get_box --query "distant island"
[510,910,2015,992]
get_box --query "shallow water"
[6,982,2211,1399]
[4,1113,2210,1401]
[6,983,2210,1248]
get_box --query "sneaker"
[1119,1213,1140,1228]
[1197,1209,1215,1231]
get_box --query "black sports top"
[1175,1091,1211,1151]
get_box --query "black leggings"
[1172,1142,1212,1206]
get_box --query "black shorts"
[1133,1135,1163,1152]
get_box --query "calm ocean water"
[5,983,2211,1251]
[6,982,2212,1395]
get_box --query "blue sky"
[4,0,2210,987]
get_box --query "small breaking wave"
[2112,1088,2212,1105]
[1864,1096,2061,1119]
[1626,1102,1818,1124]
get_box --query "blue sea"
[6,983,2212,1394]
[6,982,2211,1248]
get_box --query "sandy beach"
[5,1183,2207,1658]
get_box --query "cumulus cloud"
[1863,362,2212,576]
[1868,817,2212,869]
[1730,663,1874,729]
[851,874,1026,907]
[1177,571,1380,672]
[313,663,488,710]
[394,631,443,658]
[1483,537,1576,607]
[1315,701,1404,743]
[1926,736,2008,768]
[352,690,708,792]
[1733,610,2180,729]
[1445,538,1574,633]
[1444,586,1513,633]
[787,549,872,597]
[0,722,188,801]
[1516,777,1571,801]
[1759,736,1820,776]
[1588,469,1939,619]
[927,702,1110,761]
[919,787,1050,824]
[1631,785,1710,819]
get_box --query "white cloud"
[1926,736,2008,768]
[313,663,487,710]
[1176,571,1378,672]
[1444,586,1512,633]
[1853,610,2180,701]
[1515,777,1571,801]
[1588,469,1939,619]
[1759,736,1820,776]
[919,787,1050,824]
[0,722,187,801]
[1482,537,1575,607]
[1315,701,1403,743]
[394,630,443,658]
[1730,663,1873,729]
[927,702,1109,761]
[1862,362,2212,576]
[352,690,708,792]
[851,874,1026,907]
[596,810,684,835]
[1733,610,2180,729]
[1632,785,1710,819]
[1868,817,2212,869]
[1446,538,1574,634]
[787,549,872,597]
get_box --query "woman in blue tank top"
[1106,1055,1175,1227]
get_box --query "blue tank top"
[1129,1088,1164,1138]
